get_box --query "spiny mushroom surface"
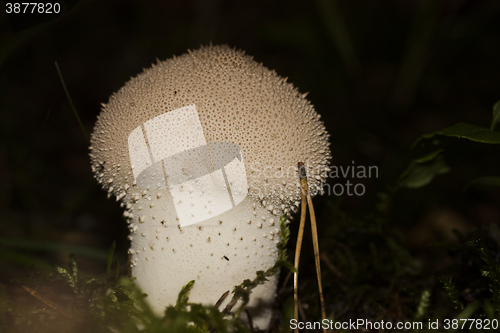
[90,45,331,329]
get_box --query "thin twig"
[209,291,230,333]
[215,290,229,310]
[320,252,347,281]
[279,270,293,295]
[307,188,327,330]
[54,61,89,142]
[294,163,308,332]
[22,285,74,319]
[297,298,307,323]
[296,162,327,333]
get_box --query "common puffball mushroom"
[89,45,330,329]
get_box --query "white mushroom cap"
[90,45,330,329]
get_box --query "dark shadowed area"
[1,0,500,332]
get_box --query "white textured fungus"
[89,45,331,329]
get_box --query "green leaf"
[56,266,77,291]
[414,289,430,321]
[414,123,500,146]
[442,123,500,143]
[490,100,500,131]
[69,253,78,292]
[439,277,463,310]
[0,238,109,261]
[176,280,195,310]
[412,148,444,163]
[279,259,297,273]
[398,150,450,188]
[0,248,53,270]
[455,301,481,322]
[464,176,500,191]
[471,239,500,304]
[279,215,291,249]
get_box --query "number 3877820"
[5,2,61,14]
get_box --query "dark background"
[1,0,500,326]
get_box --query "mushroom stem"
[294,162,327,333]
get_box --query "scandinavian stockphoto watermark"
[320,161,378,197]
[290,319,424,331]
[290,318,499,331]
[248,160,378,198]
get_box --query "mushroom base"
[129,195,281,329]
